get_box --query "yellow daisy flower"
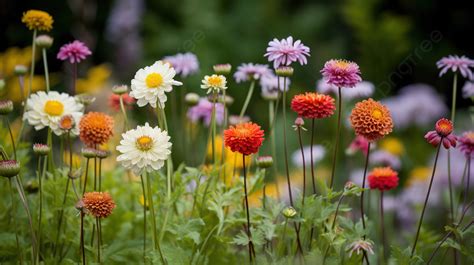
[22,10,54,32]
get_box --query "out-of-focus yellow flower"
[406,167,430,187]
[139,195,149,207]
[22,10,53,31]
[207,135,252,168]
[76,64,111,94]
[248,182,279,207]
[380,137,405,156]
[63,151,83,168]
[6,75,45,102]
[0,46,35,77]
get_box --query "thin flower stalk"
[242,154,256,262]
[139,174,148,263]
[411,143,442,257]
[144,171,166,263]
[119,95,129,131]
[447,73,458,222]
[310,119,316,193]
[8,178,23,264]
[239,79,255,118]
[329,87,342,188]
[42,48,50,92]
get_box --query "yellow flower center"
[334,60,349,69]
[371,109,383,119]
[207,76,223,87]
[136,136,153,151]
[145,73,163,88]
[44,100,64,116]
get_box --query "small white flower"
[116,123,172,175]
[291,145,326,167]
[23,91,84,136]
[201,74,227,94]
[130,61,182,109]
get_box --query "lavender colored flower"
[317,79,374,100]
[320,59,361,88]
[369,150,401,169]
[187,98,224,126]
[260,73,290,100]
[433,147,468,188]
[458,131,474,158]
[462,81,474,99]
[233,63,272,83]
[291,145,325,168]
[381,84,448,129]
[264,36,310,69]
[163,52,199,77]
[436,55,474,79]
[57,40,92,64]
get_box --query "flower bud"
[95,149,109,159]
[261,91,279,101]
[213,64,232,75]
[282,206,297,218]
[184,93,200,106]
[275,66,294,77]
[344,181,356,190]
[75,94,96,106]
[229,115,250,126]
[24,179,39,193]
[294,117,304,127]
[112,84,128,95]
[435,118,453,137]
[256,156,273,168]
[59,115,75,131]
[0,160,21,178]
[35,34,54,49]
[14,65,28,76]
[0,100,14,115]
[33,143,50,156]
[81,147,97,158]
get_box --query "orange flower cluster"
[368,167,399,191]
[224,122,264,155]
[350,98,393,142]
[82,191,116,218]
[79,112,114,147]
[291,92,335,119]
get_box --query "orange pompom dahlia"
[368,167,399,191]
[82,191,116,218]
[79,112,114,147]
[291,92,335,119]
[350,98,393,142]
[224,122,264,155]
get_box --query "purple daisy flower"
[462,81,474,99]
[233,63,273,83]
[264,36,310,69]
[458,131,474,158]
[436,55,474,79]
[260,73,290,99]
[369,150,401,169]
[320,59,362,88]
[163,52,199,77]
[187,98,224,127]
[57,40,92,64]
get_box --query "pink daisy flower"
[346,135,370,156]
[436,55,474,79]
[458,131,474,158]
[424,118,457,149]
[264,36,310,69]
[57,40,92,64]
[163,52,199,77]
[320,59,362,88]
[233,63,273,83]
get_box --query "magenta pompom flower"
[320,59,362,88]
[264,36,310,69]
[163,52,199,77]
[436,55,474,79]
[57,40,92,64]
[458,131,474,158]
[234,63,272,83]
[424,118,457,149]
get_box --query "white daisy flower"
[23,91,84,136]
[116,123,172,175]
[130,61,183,109]
[201,74,227,94]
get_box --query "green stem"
[411,143,442,257]
[281,77,293,205]
[47,128,54,171]
[220,89,228,184]
[243,154,255,263]
[42,49,50,92]
[96,217,101,263]
[29,30,37,99]
[14,175,37,265]
[329,87,342,189]
[269,100,280,199]
[331,194,345,230]
[8,178,23,264]
[145,172,166,264]
[360,142,371,233]
[139,174,147,263]
[210,93,217,165]
[5,118,17,160]
[297,126,306,205]
[239,80,255,118]
[82,158,90,196]
[380,191,387,264]
[310,119,316,193]
[37,156,46,264]
[80,213,85,265]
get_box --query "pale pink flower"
[436,55,474,79]
[264,36,310,68]
[233,63,272,83]
[163,52,199,77]
[320,59,361,88]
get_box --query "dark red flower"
[368,167,399,191]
